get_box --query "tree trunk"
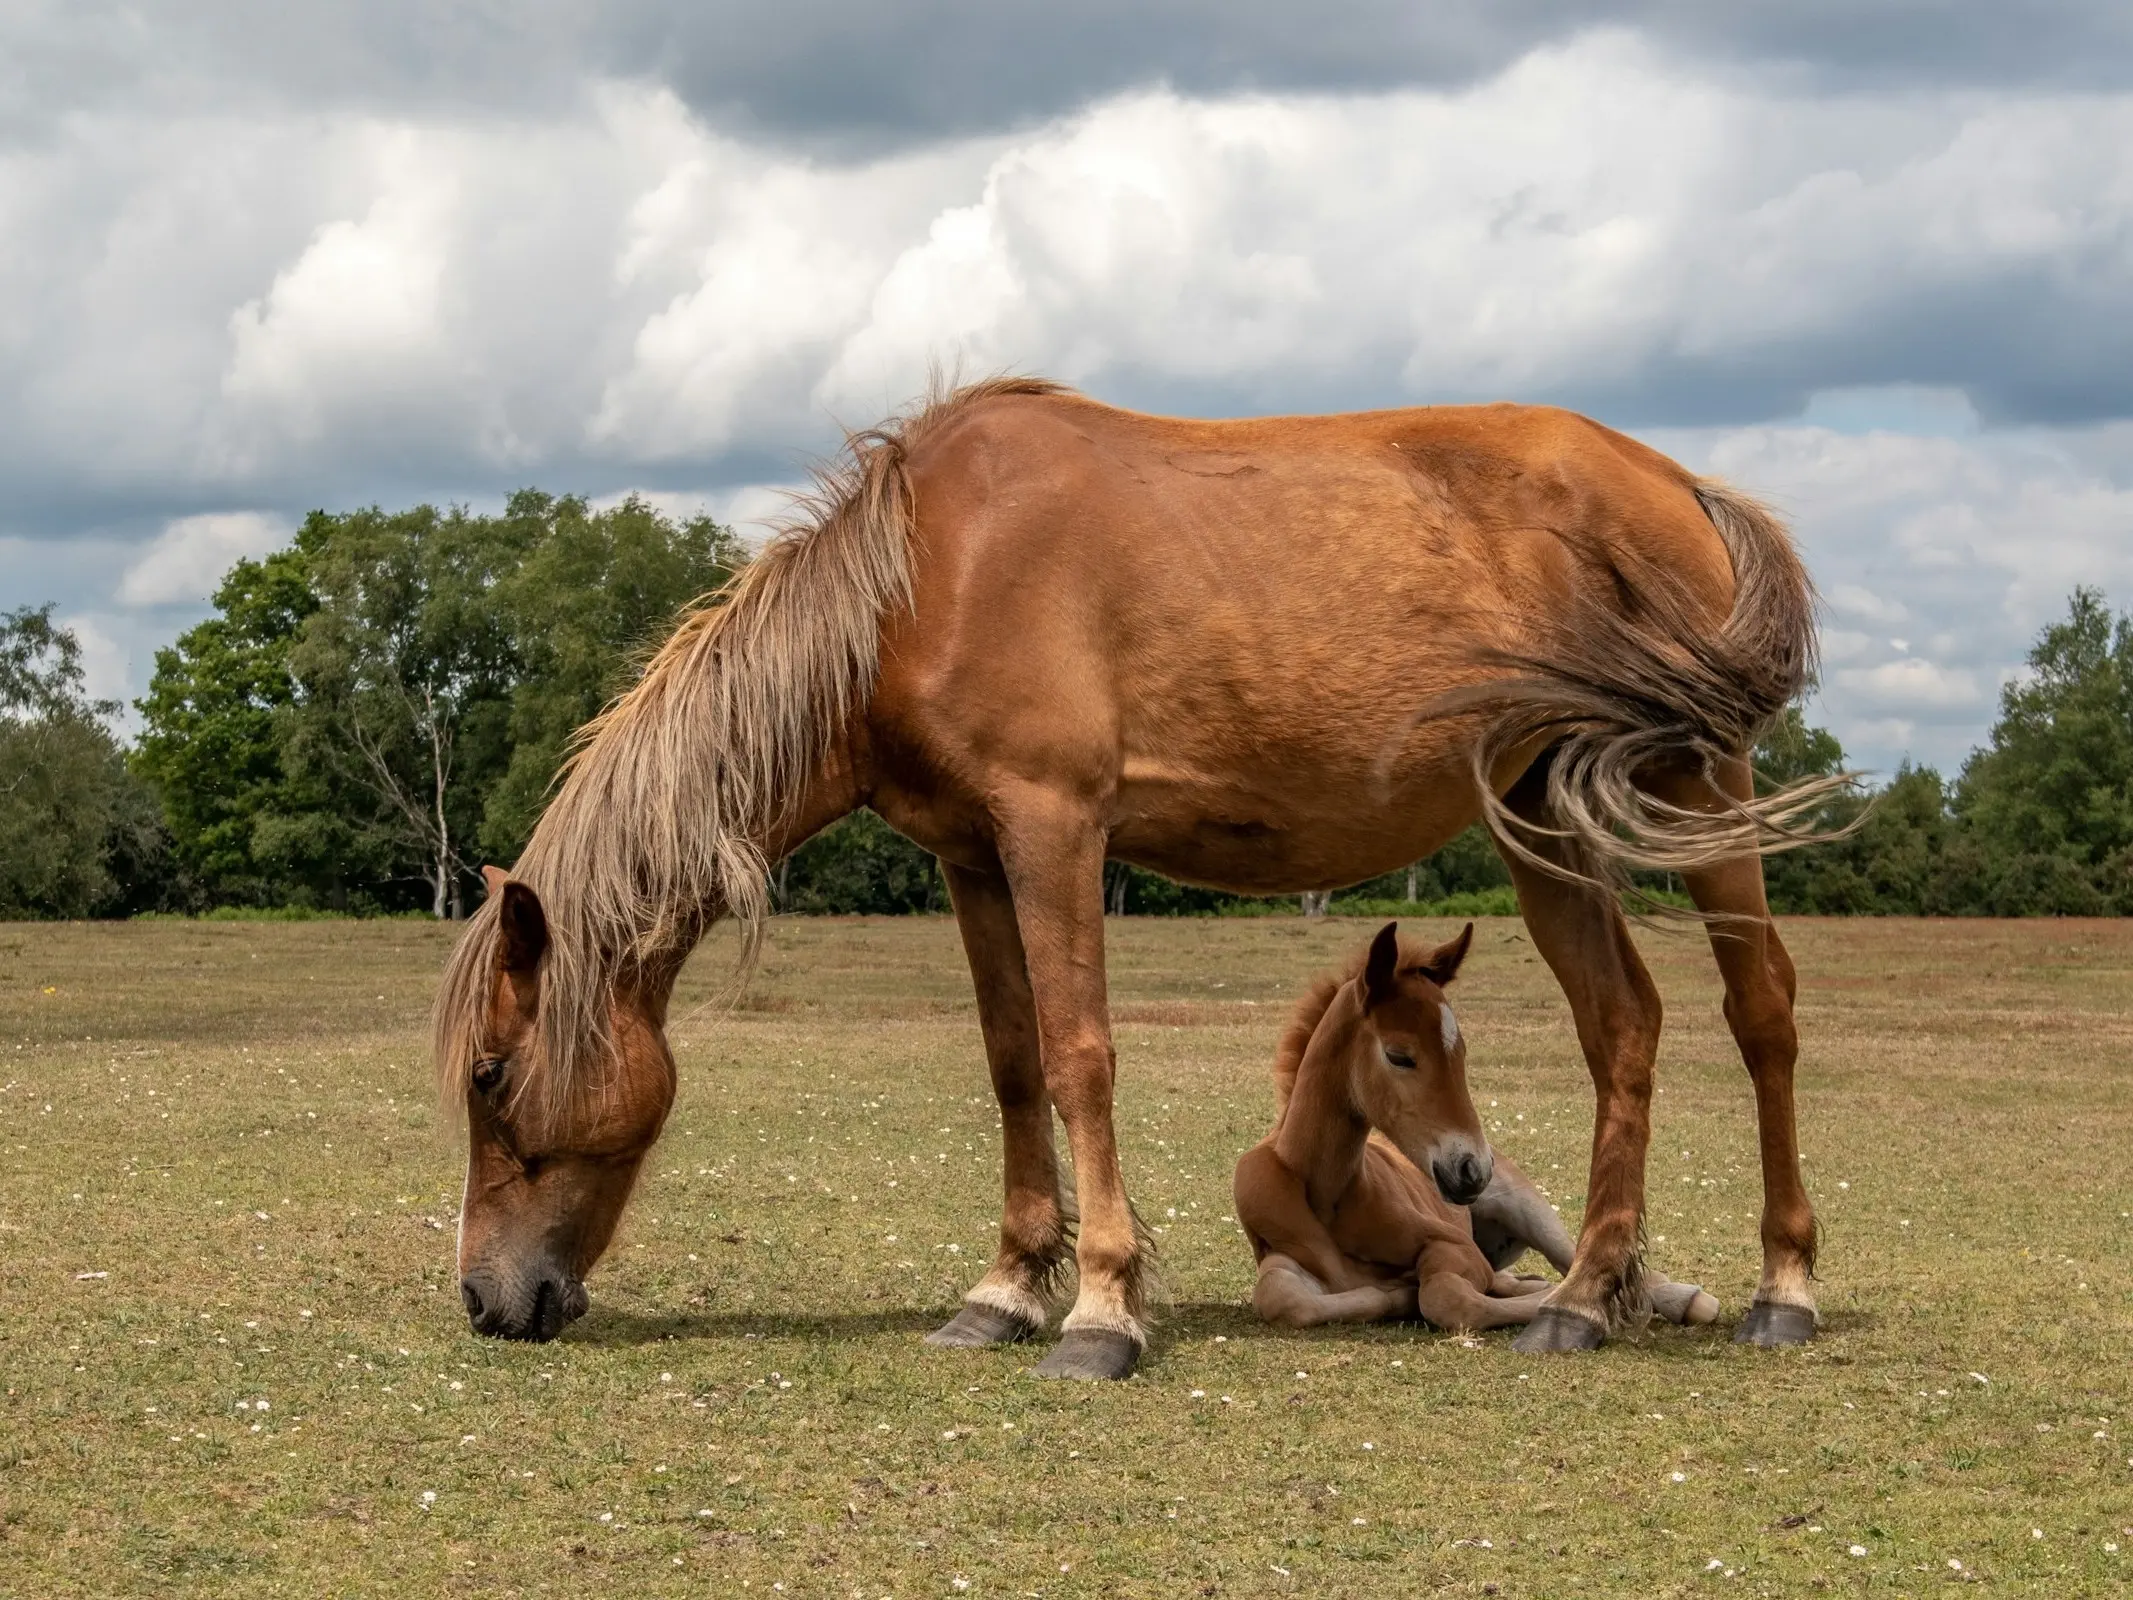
[426,682,454,920]
[1300,889,1330,917]
[1405,863,1419,903]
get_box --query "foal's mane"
[434,375,1069,1128]
[1270,962,1356,1116]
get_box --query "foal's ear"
[1363,921,1402,1006]
[1415,921,1475,987]
[496,880,549,979]
[481,863,510,899]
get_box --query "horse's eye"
[1383,1048,1417,1070]
[472,1057,506,1094]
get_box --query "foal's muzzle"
[460,1267,589,1341]
[1432,1148,1492,1207]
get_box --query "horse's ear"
[1363,921,1401,1006]
[496,880,549,979]
[481,864,509,899]
[1417,921,1475,987]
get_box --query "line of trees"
[3,492,2131,919]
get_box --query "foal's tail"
[1444,477,1854,893]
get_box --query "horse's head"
[1350,920,1491,1204]
[440,871,676,1341]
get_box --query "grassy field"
[3,914,2130,1597]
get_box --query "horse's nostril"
[1433,1152,1489,1204]
[460,1278,485,1323]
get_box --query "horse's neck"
[761,741,866,865]
[1273,1008,1371,1213]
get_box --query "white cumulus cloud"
[117,511,288,605]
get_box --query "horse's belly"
[1109,745,1484,893]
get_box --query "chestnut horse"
[1239,922,1719,1334]
[436,377,1836,1375]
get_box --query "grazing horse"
[1238,922,1719,1334]
[436,377,1838,1376]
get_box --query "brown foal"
[1238,923,1718,1335]
[436,378,1836,1377]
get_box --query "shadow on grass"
[563,1295,1865,1357]
[563,1305,949,1347]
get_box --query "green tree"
[1955,588,2133,913]
[0,606,163,917]
[132,549,363,905]
[778,811,947,914]
[480,492,746,863]
[283,506,530,917]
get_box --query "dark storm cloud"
[11,1,2133,146]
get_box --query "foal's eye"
[1383,1047,1417,1070]
[471,1057,506,1094]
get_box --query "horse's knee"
[1252,1258,1325,1326]
[1414,1274,1482,1333]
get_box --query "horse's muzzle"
[1432,1149,1492,1207]
[461,1268,589,1341]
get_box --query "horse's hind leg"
[1656,757,1820,1347]
[926,861,1071,1349]
[1494,772,1666,1354]
[995,799,1149,1380]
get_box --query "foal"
[1236,924,1719,1333]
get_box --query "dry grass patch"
[2,915,2129,1596]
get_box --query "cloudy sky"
[5,2,2132,775]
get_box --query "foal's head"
[436,871,677,1341]
[1346,920,1491,1204]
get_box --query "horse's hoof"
[1684,1288,1722,1325]
[1734,1301,1817,1347]
[1511,1306,1607,1354]
[1032,1328,1141,1381]
[924,1302,1041,1349]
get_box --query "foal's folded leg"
[1253,1255,1415,1328]
[1466,1154,1576,1275]
[1415,1241,1552,1333]
[1643,1273,1721,1326]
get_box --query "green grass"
[3,914,2130,1596]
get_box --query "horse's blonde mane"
[434,375,1070,1129]
[1271,956,1364,1115]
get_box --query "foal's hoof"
[1734,1300,1817,1347]
[1683,1288,1722,1326]
[924,1302,1042,1349]
[1511,1306,1607,1354]
[1032,1328,1141,1381]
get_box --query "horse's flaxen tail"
[1444,477,1854,895]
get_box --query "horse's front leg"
[1254,1255,1416,1327]
[997,799,1148,1380]
[1496,776,1666,1354]
[925,860,1070,1349]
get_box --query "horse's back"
[874,385,1740,887]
